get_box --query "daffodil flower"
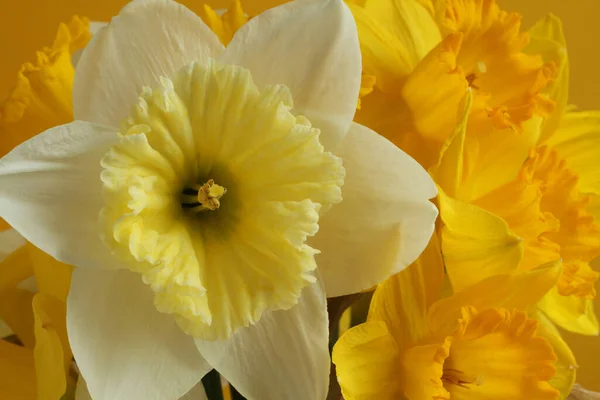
[0,0,438,399]
[349,0,556,168]
[333,235,572,400]
[430,16,600,337]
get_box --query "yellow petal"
[332,321,404,400]
[349,0,441,93]
[545,111,600,195]
[33,293,71,400]
[355,33,468,170]
[0,16,87,227]
[399,339,452,400]
[535,310,578,398]
[202,0,286,15]
[428,260,562,335]
[538,287,599,336]
[368,234,445,349]
[442,0,557,130]
[558,261,599,299]
[473,158,561,271]
[0,16,90,158]
[354,88,441,170]
[438,188,524,292]
[429,88,472,197]
[400,33,468,145]
[527,14,569,143]
[201,0,249,45]
[431,84,541,202]
[356,73,376,110]
[27,243,73,301]
[0,242,32,294]
[0,340,36,400]
[445,307,558,400]
[0,288,35,348]
[458,116,543,202]
[524,146,600,269]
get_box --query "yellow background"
[0,0,599,391]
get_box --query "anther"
[181,179,227,212]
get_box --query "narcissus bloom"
[0,0,438,399]
[333,235,574,400]
[431,16,600,337]
[350,0,556,168]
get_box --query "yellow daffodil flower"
[0,1,438,399]
[531,15,600,336]
[350,0,556,169]
[333,233,574,400]
[430,14,600,336]
[0,229,75,400]
[0,17,96,400]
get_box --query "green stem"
[202,369,224,400]
[230,385,247,400]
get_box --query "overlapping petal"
[538,287,599,336]
[0,341,36,399]
[428,260,562,334]
[73,0,224,127]
[313,122,437,297]
[220,0,361,150]
[332,321,404,400]
[348,0,441,93]
[68,268,210,400]
[367,234,444,349]
[0,122,118,269]
[195,280,329,400]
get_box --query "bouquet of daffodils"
[0,0,598,399]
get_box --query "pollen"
[441,368,483,389]
[181,179,227,212]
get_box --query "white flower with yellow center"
[0,0,438,399]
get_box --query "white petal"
[313,123,438,297]
[0,229,26,263]
[220,0,361,151]
[72,21,107,68]
[0,122,118,270]
[181,382,209,400]
[76,376,208,400]
[73,0,224,127]
[195,280,330,400]
[68,268,210,400]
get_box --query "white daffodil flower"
[0,0,437,399]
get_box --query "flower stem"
[202,369,224,400]
[230,385,247,400]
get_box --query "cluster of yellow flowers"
[0,0,598,399]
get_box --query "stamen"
[442,368,483,389]
[466,61,487,90]
[181,179,227,212]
